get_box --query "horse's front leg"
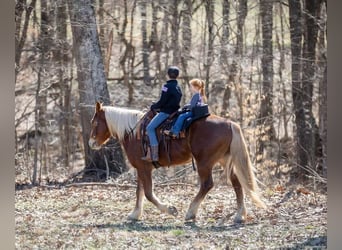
[138,166,178,217]
[128,176,145,220]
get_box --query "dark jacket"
[151,79,182,114]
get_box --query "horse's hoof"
[127,213,140,221]
[185,213,196,221]
[233,215,245,224]
[168,206,178,216]
[127,216,138,221]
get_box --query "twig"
[104,155,109,180]
[293,161,327,184]
[65,182,136,188]
[156,182,196,187]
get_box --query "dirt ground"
[15,169,327,250]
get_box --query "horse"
[88,101,266,223]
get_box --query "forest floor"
[15,169,327,249]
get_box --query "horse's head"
[88,101,111,150]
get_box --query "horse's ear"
[95,101,102,112]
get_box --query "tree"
[32,0,53,184]
[180,0,192,85]
[170,0,180,65]
[317,1,327,177]
[258,0,275,154]
[289,0,323,178]
[160,0,170,71]
[274,2,289,140]
[67,0,126,178]
[204,0,215,100]
[112,0,137,103]
[229,0,247,124]
[15,0,37,83]
[220,0,231,115]
[289,0,305,175]
[150,1,162,83]
[140,0,151,85]
[55,0,72,168]
[302,0,323,170]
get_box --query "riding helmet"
[167,66,180,78]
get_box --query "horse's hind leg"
[138,167,178,217]
[230,171,247,223]
[185,166,214,221]
[128,177,145,220]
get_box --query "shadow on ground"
[288,236,327,249]
[71,219,259,233]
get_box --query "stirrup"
[141,147,152,162]
[164,130,177,139]
[163,130,172,136]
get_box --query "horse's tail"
[226,121,266,208]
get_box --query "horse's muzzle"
[88,138,101,150]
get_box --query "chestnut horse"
[88,102,266,223]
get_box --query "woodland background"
[15,0,327,185]
[15,0,327,248]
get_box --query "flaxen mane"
[102,106,144,141]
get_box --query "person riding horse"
[141,66,183,163]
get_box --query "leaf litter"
[15,173,326,249]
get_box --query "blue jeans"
[170,111,192,136]
[146,112,169,146]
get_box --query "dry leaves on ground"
[15,176,327,249]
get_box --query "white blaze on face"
[88,138,101,150]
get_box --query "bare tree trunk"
[127,1,137,103]
[113,0,137,103]
[289,0,306,178]
[220,0,230,66]
[235,0,247,57]
[275,2,289,139]
[150,1,162,83]
[289,0,323,179]
[15,0,26,82]
[301,0,323,174]
[67,0,126,178]
[33,62,43,185]
[170,0,180,65]
[104,29,113,79]
[55,0,72,168]
[319,63,327,176]
[220,0,231,115]
[318,1,327,177]
[32,0,52,184]
[204,0,215,100]
[160,0,170,72]
[96,0,113,79]
[274,2,290,165]
[258,0,275,154]
[140,0,151,85]
[180,0,192,85]
[98,0,106,57]
[230,0,247,124]
[15,0,37,83]
[39,0,52,182]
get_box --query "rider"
[142,66,182,163]
[164,78,207,138]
